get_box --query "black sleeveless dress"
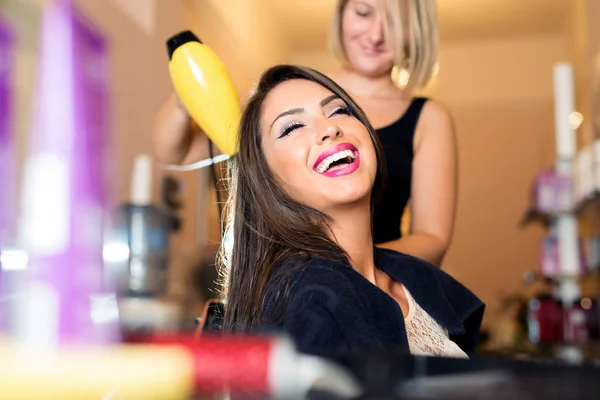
[372,97,428,244]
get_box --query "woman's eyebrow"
[270,95,342,129]
[270,107,303,129]
[320,94,339,107]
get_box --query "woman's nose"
[317,123,343,144]
[368,19,385,45]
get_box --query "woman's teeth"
[316,149,356,173]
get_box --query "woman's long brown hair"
[218,65,387,332]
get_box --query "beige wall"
[568,0,600,146]
[422,36,568,327]
[185,0,286,92]
[426,36,568,106]
[568,0,590,120]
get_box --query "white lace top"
[403,286,469,359]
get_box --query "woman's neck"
[328,200,377,283]
[334,67,404,99]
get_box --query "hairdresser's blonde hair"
[329,0,439,93]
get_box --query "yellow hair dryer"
[166,31,241,156]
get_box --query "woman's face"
[260,79,377,213]
[341,0,397,77]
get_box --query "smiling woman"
[217,64,484,359]
[259,77,381,215]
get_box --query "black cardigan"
[258,248,485,357]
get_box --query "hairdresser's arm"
[377,101,458,267]
[152,92,221,165]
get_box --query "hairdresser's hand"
[174,92,189,114]
[152,92,218,165]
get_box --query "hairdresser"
[152,0,456,267]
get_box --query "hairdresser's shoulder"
[418,99,455,141]
[421,98,453,121]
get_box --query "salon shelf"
[520,190,600,228]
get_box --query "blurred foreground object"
[0,334,363,400]
[0,14,16,332]
[13,0,118,347]
[103,154,182,337]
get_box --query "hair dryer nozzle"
[166,30,202,60]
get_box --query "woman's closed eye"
[277,106,352,139]
[278,121,305,138]
[355,7,371,18]
[329,105,352,117]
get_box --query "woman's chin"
[348,59,393,79]
[324,189,372,209]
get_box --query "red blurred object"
[529,297,563,343]
[127,333,276,398]
[187,334,271,397]
[528,296,599,344]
